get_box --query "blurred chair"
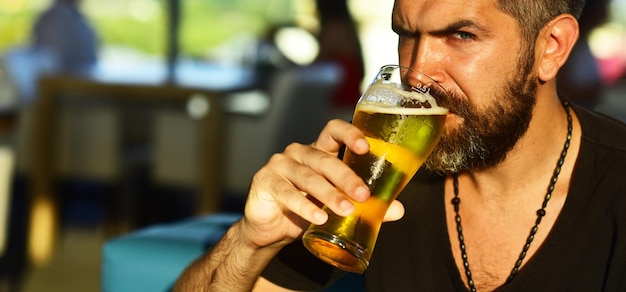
[152,107,201,187]
[102,212,365,292]
[22,71,223,267]
[146,92,222,221]
[222,62,343,198]
[1,45,120,194]
[151,62,343,207]
[102,213,240,292]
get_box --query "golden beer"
[302,80,448,273]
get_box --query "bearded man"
[175,0,626,291]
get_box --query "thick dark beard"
[424,62,537,174]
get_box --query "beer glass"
[302,65,448,273]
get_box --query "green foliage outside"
[0,0,294,59]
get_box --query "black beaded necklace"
[451,100,572,292]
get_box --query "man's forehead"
[392,0,502,30]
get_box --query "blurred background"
[0,0,624,291]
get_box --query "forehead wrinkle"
[392,0,517,33]
[392,0,496,36]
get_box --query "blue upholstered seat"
[102,213,365,292]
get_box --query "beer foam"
[363,82,448,115]
[356,103,448,115]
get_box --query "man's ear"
[536,14,580,82]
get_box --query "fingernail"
[313,211,327,224]
[354,186,369,201]
[356,138,369,151]
[339,200,354,212]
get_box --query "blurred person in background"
[314,0,365,111]
[32,0,99,74]
[557,0,609,109]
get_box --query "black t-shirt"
[261,104,626,291]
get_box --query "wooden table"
[27,71,238,265]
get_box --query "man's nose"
[402,38,445,84]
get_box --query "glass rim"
[376,64,449,95]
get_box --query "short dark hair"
[497,0,586,45]
[496,0,585,79]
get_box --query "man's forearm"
[173,220,283,291]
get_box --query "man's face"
[392,0,539,173]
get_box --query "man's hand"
[240,119,405,249]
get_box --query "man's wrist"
[236,217,295,251]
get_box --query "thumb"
[383,200,405,222]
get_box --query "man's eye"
[453,31,475,41]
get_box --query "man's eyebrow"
[391,22,412,36]
[392,19,490,36]
[431,19,490,35]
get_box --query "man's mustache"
[434,88,474,121]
